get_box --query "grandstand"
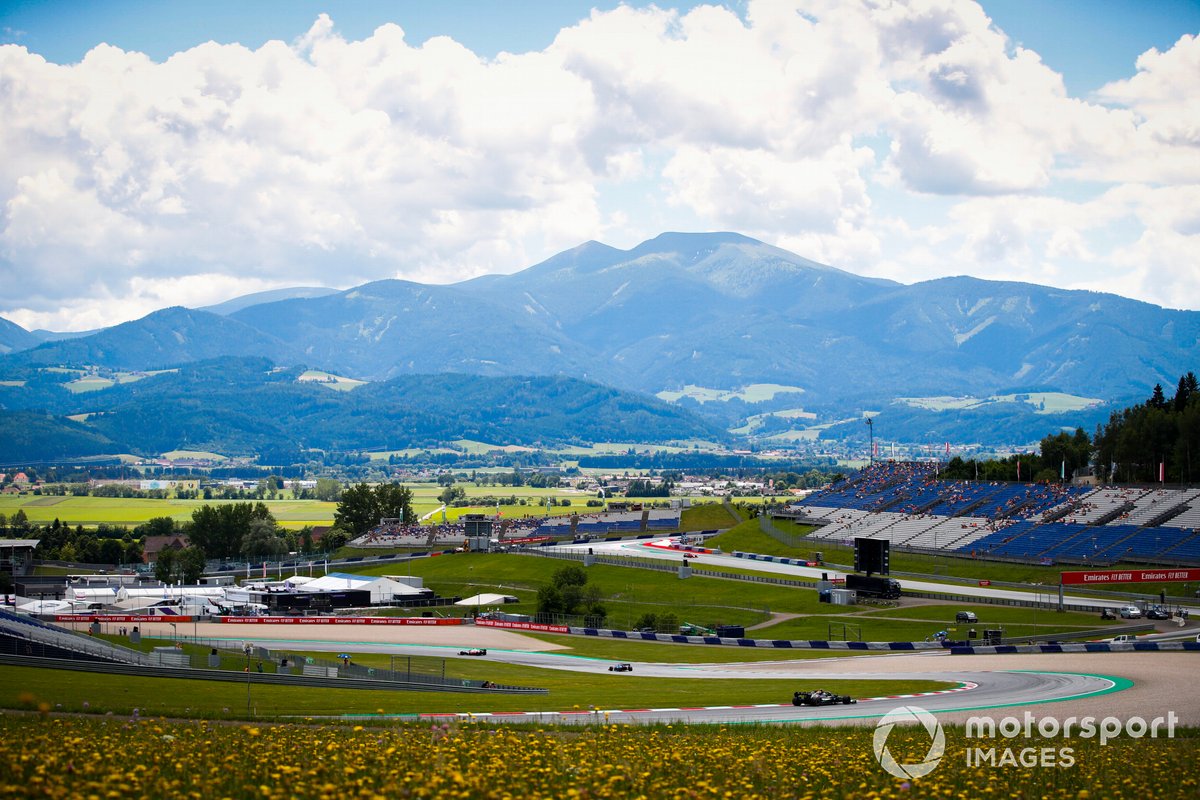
[786,462,1200,566]
[535,508,681,537]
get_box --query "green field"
[0,490,718,530]
[0,663,948,719]
[296,369,366,391]
[350,552,1123,642]
[0,495,339,529]
[896,391,1102,414]
[655,383,806,404]
[161,449,228,461]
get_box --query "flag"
[1061,460,1065,480]
[1016,460,1021,480]
[1160,462,1165,482]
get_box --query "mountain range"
[2,231,1197,458]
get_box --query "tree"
[122,535,143,565]
[1150,383,1167,409]
[98,538,124,566]
[134,517,176,538]
[314,478,342,502]
[154,549,177,584]
[177,547,207,585]
[298,526,316,555]
[334,483,416,536]
[189,502,275,559]
[241,519,286,561]
[537,564,605,625]
[323,528,349,551]
[439,484,466,505]
[1174,372,1199,413]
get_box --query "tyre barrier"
[571,627,947,650]
[949,642,1200,655]
[731,551,818,567]
[569,626,1200,653]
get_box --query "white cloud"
[0,1,1198,331]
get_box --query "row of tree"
[938,372,1198,485]
[535,564,607,627]
[1094,373,1200,484]
[941,428,1094,483]
[3,514,143,565]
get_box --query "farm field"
[0,489,717,530]
[0,496,339,530]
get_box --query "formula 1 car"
[458,648,487,656]
[608,662,634,672]
[792,689,856,706]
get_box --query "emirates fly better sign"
[1060,568,1200,585]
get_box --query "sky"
[1,0,1198,332]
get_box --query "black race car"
[609,662,633,672]
[458,648,487,656]
[792,689,856,706]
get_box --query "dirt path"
[745,612,803,631]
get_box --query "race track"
[128,619,1200,726]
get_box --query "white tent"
[15,599,75,614]
[301,572,430,604]
[455,593,519,606]
[116,585,225,601]
[65,586,117,604]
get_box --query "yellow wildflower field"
[0,715,1196,799]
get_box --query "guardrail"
[561,623,1188,651]
[0,653,547,695]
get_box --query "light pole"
[865,417,874,465]
[244,643,253,714]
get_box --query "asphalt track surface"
[131,619,1200,726]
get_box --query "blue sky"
[4,0,1195,88]
[6,0,1196,89]
[1,1,1198,330]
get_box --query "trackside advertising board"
[215,616,466,625]
[1060,568,1200,585]
[477,619,569,633]
[56,614,195,623]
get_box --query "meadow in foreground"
[1,713,1196,799]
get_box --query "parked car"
[1145,606,1171,620]
[1119,606,1143,619]
[955,611,978,624]
[608,662,633,672]
[458,648,487,656]
[1100,608,1117,620]
[1110,634,1137,643]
